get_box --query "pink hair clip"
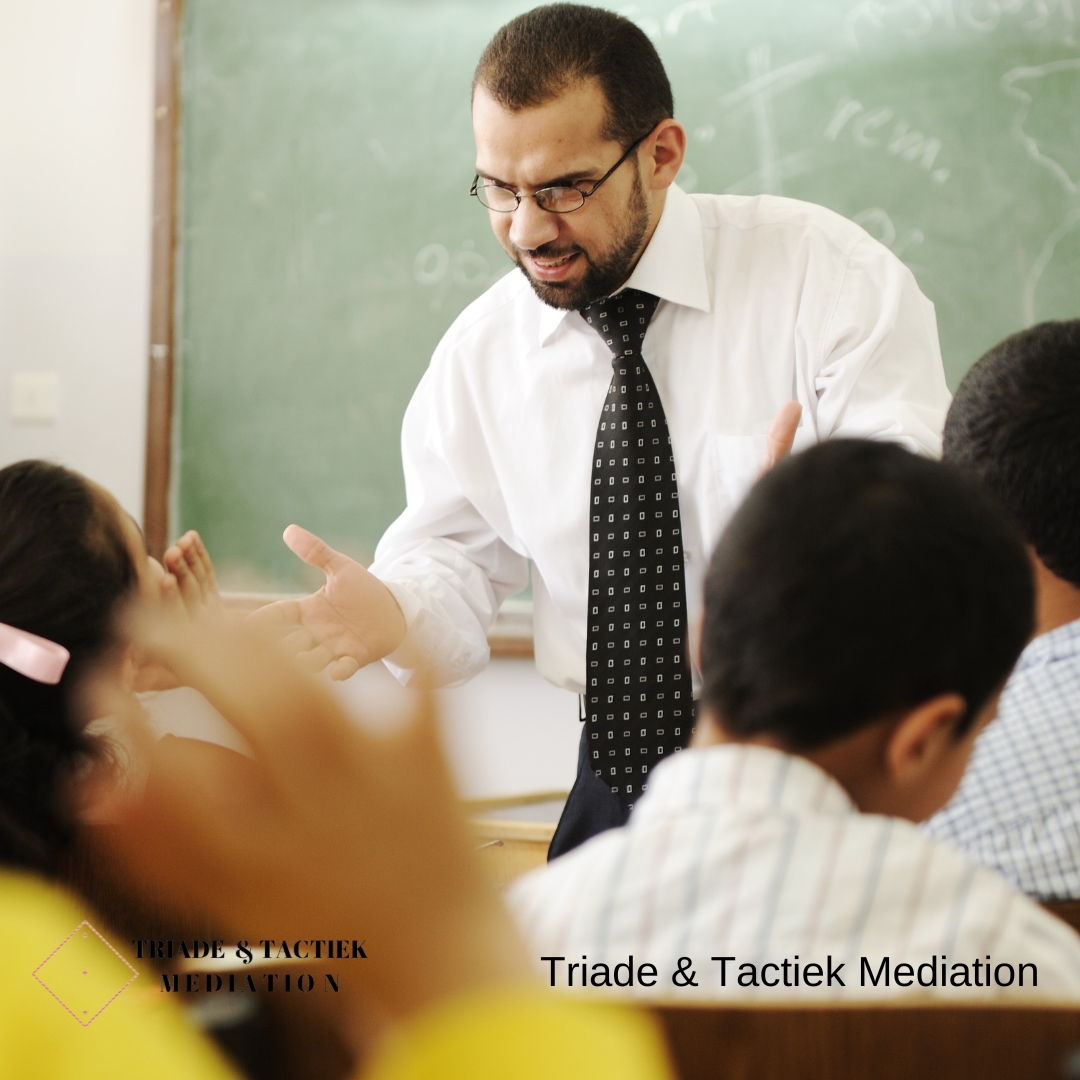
[0,622,70,685]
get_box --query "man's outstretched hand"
[248,524,407,679]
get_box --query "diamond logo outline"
[33,920,139,1027]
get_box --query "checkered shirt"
[926,617,1080,900]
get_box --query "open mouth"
[527,249,582,280]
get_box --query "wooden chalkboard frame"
[144,0,182,561]
[143,0,534,658]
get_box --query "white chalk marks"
[413,241,507,311]
[617,1,727,41]
[1001,58,1080,322]
[846,0,1076,49]
[825,97,951,182]
[1002,58,1080,194]
[721,47,831,195]
[1023,209,1080,324]
[853,208,925,257]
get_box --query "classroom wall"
[0,0,155,518]
[147,660,581,801]
[0,1,573,799]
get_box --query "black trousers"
[548,722,630,861]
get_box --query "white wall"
[339,659,581,801]
[0,0,578,802]
[0,0,155,518]
[146,660,582,801]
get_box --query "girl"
[0,458,218,872]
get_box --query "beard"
[510,167,651,310]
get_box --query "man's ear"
[644,119,685,190]
[884,693,967,786]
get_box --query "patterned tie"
[580,288,693,809]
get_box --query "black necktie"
[580,289,693,809]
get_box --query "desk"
[652,1001,1080,1080]
[469,794,566,887]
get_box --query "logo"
[33,921,138,1026]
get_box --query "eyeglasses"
[470,134,647,214]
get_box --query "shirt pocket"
[710,433,768,521]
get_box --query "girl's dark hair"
[0,460,136,872]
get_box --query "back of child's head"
[0,460,136,872]
[701,440,1033,750]
[943,319,1080,588]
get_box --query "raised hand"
[162,530,222,618]
[248,524,407,680]
[756,400,803,477]
[85,606,528,1022]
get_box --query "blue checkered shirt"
[926,617,1080,900]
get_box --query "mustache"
[511,240,585,260]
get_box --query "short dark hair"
[0,460,136,872]
[473,4,674,148]
[701,441,1033,750]
[943,320,1080,588]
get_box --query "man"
[925,320,1080,899]
[258,5,950,855]
[507,440,1080,998]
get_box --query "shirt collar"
[1015,615,1080,671]
[536,183,710,347]
[634,743,857,822]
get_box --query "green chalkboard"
[175,0,1080,590]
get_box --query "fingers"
[246,597,303,630]
[296,643,336,675]
[156,566,186,615]
[121,602,359,785]
[328,655,361,681]
[163,543,202,612]
[186,532,221,599]
[164,531,222,613]
[283,524,353,577]
[758,400,803,476]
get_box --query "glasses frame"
[470,133,649,214]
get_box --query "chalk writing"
[825,98,950,182]
[847,0,1076,49]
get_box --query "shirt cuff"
[379,579,489,687]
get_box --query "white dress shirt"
[507,744,1080,1000]
[371,185,951,689]
[926,617,1080,899]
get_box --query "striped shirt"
[508,744,1080,999]
[926,618,1080,900]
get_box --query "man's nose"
[507,196,560,251]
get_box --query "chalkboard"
[175,0,1080,590]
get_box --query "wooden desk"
[1045,900,1080,935]
[468,792,565,887]
[652,1001,1080,1080]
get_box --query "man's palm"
[248,525,406,680]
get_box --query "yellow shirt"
[0,871,237,1080]
[0,870,671,1080]
[365,986,674,1080]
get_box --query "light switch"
[11,372,59,423]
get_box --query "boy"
[926,321,1080,899]
[508,440,1080,998]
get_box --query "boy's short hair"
[473,4,674,149]
[701,441,1033,749]
[943,320,1080,587]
